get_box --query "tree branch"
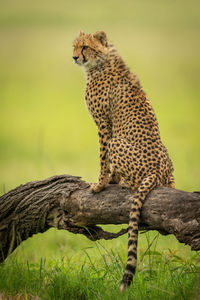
[0,174,199,263]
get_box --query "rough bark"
[0,174,199,263]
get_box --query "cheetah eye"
[82,45,88,50]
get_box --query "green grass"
[0,232,199,300]
[0,0,200,299]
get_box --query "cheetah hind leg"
[168,174,176,188]
[120,174,158,292]
[109,170,121,184]
[108,170,128,189]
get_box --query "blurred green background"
[0,0,200,267]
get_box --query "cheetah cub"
[73,31,175,291]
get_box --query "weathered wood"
[0,174,199,263]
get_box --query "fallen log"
[0,174,199,262]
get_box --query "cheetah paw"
[90,183,105,193]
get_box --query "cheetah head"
[73,31,108,71]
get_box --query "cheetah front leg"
[90,119,111,193]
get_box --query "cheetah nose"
[73,56,79,61]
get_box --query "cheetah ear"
[93,31,108,46]
[79,30,85,36]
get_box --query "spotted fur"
[73,31,175,291]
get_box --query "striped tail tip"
[120,282,128,292]
[120,272,134,292]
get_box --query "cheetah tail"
[120,174,158,292]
